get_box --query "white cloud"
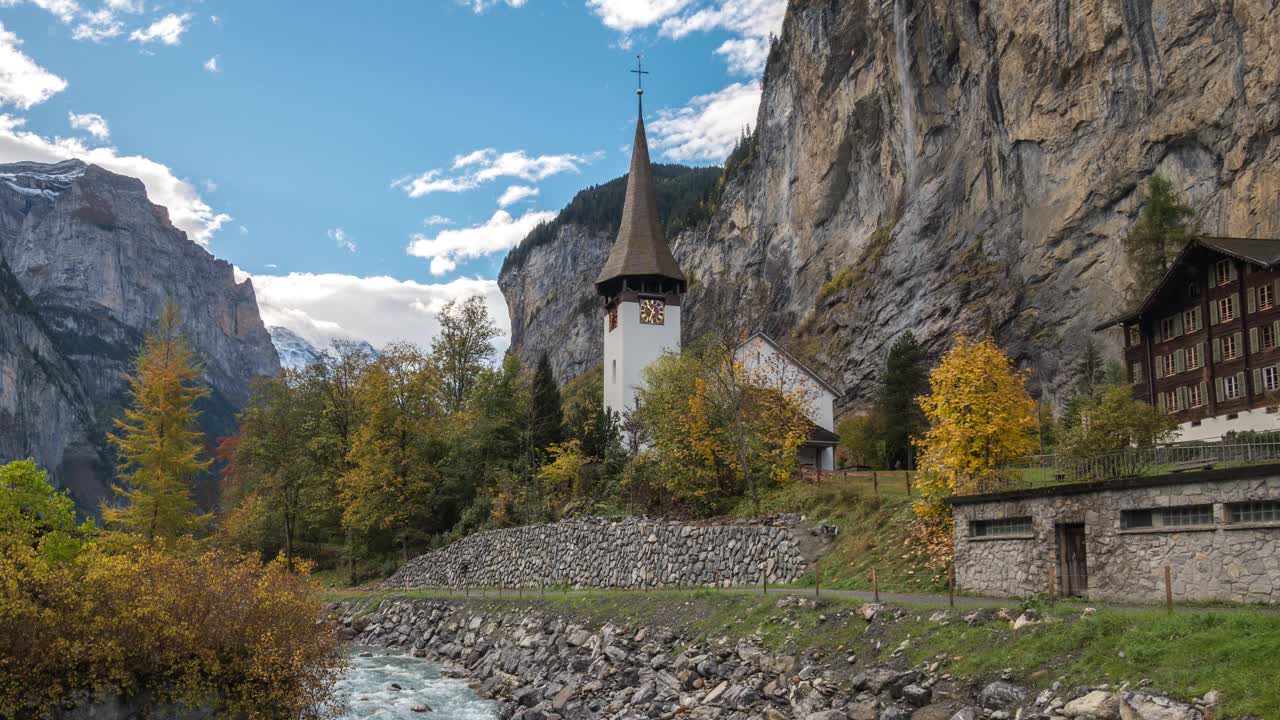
[22,0,81,24]
[329,227,356,253]
[423,215,453,226]
[394,148,588,198]
[239,224,249,235]
[210,14,221,26]
[497,184,538,207]
[649,81,760,162]
[129,12,191,45]
[468,0,526,12]
[203,54,220,73]
[0,114,230,245]
[660,1,784,75]
[244,270,510,353]
[68,111,109,139]
[407,208,555,276]
[585,0,694,32]
[584,0,785,76]
[105,0,144,12]
[202,178,217,193]
[0,23,68,109]
[72,9,123,41]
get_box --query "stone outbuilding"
[949,464,1280,604]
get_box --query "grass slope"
[732,475,947,593]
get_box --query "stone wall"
[382,516,808,590]
[951,468,1280,604]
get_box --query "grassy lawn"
[896,607,1280,719]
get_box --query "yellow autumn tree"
[103,304,212,546]
[914,335,1037,516]
[637,339,816,516]
[338,342,445,558]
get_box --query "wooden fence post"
[815,560,820,599]
[948,564,955,608]
[1048,564,1056,604]
[872,567,879,602]
[906,471,912,496]
[873,472,879,497]
[1164,566,1173,612]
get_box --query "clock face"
[639,297,665,325]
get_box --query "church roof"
[594,100,685,290]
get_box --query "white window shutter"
[1214,338,1223,362]
[1209,268,1218,288]
[1175,313,1184,336]
[1251,327,1261,353]
[1231,263,1239,281]
[1177,386,1188,409]
[1249,286,1258,313]
[1211,301,1220,324]
[1235,331,1244,351]
[1200,381,1208,404]
[1253,368,1263,392]
[1157,392,1167,411]
[1155,356,1165,379]
[1217,377,1226,401]
[1236,371,1246,397]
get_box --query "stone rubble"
[329,599,1224,720]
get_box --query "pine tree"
[528,354,563,458]
[1124,175,1195,297]
[103,304,211,545]
[873,332,930,469]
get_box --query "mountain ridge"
[0,159,280,511]
[499,0,1280,417]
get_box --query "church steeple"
[594,62,685,299]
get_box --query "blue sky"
[0,0,781,351]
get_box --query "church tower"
[596,67,686,421]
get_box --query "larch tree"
[103,304,212,546]
[914,335,1038,509]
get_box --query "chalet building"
[1097,236,1280,441]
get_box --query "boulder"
[1118,692,1204,720]
[1064,690,1119,719]
[978,681,1029,709]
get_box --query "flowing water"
[892,0,919,187]
[334,648,497,720]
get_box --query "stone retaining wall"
[382,516,808,590]
[951,468,1280,604]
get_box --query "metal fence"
[994,438,1280,491]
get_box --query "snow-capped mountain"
[267,326,378,371]
[268,326,325,370]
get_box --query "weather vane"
[631,54,649,95]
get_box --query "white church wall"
[736,336,836,431]
[603,300,681,419]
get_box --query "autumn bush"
[0,461,343,719]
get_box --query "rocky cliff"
[500,0,1280,416]
[0,159,279,511]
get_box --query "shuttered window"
[1188,383,1205,407]
[1186,344,1202,370]
[1216,260,1233,286]
[1218,296,1236,323]
[1183,307,1201,333]
[1261,284,1275,311]
[1224,333,1240,360]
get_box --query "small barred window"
[970,517,1033,537]
[1228,501,1280,524]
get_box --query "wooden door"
[1059,524,1088,597]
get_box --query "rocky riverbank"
[329,596,1224,720]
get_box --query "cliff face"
[0,160,279,510]
[501,0,1280,415]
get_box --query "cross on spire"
[631,54,649,96]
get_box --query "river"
[334,648,497,719]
